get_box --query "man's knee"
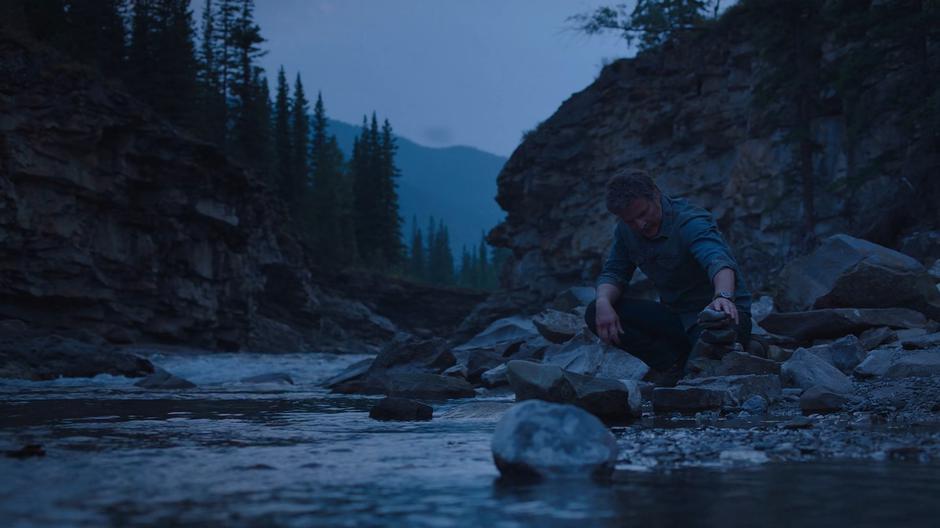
[584,300,597,335]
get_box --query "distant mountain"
[328,119,507,255]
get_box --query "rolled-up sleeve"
[596,226,636,290]
[678,213,739,280]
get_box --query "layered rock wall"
[0,35,483,353]
[489,11,939,305]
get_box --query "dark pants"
[584,298,751,372]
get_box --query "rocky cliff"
[0,34,485,357]
[489,5,939,305]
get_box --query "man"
[585,168,752,380]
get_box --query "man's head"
[605,168,663,239]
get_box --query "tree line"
[407,218,509,290]
[4,0,507,287]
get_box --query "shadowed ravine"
[2,353,939,527]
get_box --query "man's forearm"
[712,267,735,297]
[596,283,622,306]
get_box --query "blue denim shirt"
[596,195,752,330]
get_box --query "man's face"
[618,194,662,239]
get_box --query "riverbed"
[2,352,939,527]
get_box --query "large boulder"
[780,348,854,393]
[327,336,459,395]
[491,400,618,480]
[506,360,641,422]
[760,308,927,343]
[778,234,940,317]
[377,372,476,400]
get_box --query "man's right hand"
[595,299,624,345]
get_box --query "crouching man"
[585,168,752,383]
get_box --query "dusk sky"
[250,0,633,157]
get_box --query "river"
[2,352,938,527]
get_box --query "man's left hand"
[708,297,738,325]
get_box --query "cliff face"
[489,13,939,304]
[0,35,484,353]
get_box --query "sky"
[250,0,633,157]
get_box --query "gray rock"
[805,335,867,374]
[491,400,618,480]
[481,364,509,388]
[652,385,726,412]
[778,234,940,317]
[550,287,596,313]
[379,372,476,400]
[532,309,584,343]
[740,395,768,415]
[929,259,940,282]
[369,336,455,374]
[543,332,649,381]
[799,386,853,414]
[781,348,854,393]
[700,327,737,344]
[506,360,574,402]
[134,369,196,390]
[760,308,927,343]
[463,349,504,382]
[698,308,733,328]
[240,372,294,385]
[750,296,775,323]
[454,316,539,353]
[854,348,900,378]
[717,352,779,376]
[856,349,940,378]
[857,327,897,351]
[680,375,782,405]
[323,358,372,388]
[369,397,433,421]
[901,331,940,350]
[0,331,154,381]
[441,364,468,379]
[506,360,641,422]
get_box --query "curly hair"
[605,168,659,214]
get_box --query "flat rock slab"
[532,309,584,343]
[901,332,940,350]
[543,334,649,381]
[855,348,940,378]
[761,308,927,343]
[800,386,854,414]
[369,397,432,421]
[653,374,781,413]
[781,349,854,393]
[491,400,618,481]
[454,316,539,353]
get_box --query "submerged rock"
[780,349,854,393]
[369,397,433,421]
[134,369,196,390]
[491,400,618,480]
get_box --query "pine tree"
[458,245,474,287]
[474,233,489,289]
[229,0,268,167]
[408,216,425,281]
[272,66,292,204]
[309,93,352,262]
[196,0,227,146]
[65,0,127,76]
[289,75,310,214]
[379,118,404,266]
